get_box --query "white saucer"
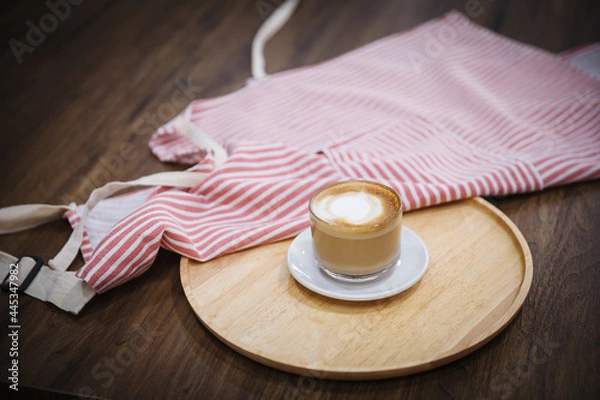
[287,227,429,301]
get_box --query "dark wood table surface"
[1,0,599,398]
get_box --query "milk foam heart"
[312,191,383,225]
[310,181,400,228]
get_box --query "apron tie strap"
[251,0,300,80]
[0,204,75,234]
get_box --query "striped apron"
[1,1,598,313]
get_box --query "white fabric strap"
[175,116,229,167]
[251,0,301,80]
[1,252,95,314]
[0,204,75,234]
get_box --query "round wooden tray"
[180,197,533,379]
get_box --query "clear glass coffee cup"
[309,180,403,282]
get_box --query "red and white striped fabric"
[61,11,600,293]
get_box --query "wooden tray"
[180,197,533,379]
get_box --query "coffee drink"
[309,180,402,281]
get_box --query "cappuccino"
[309,180,402,281]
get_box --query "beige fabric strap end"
[1,251,95,314]
[27,268,96,314]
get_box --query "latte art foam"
[312,191,383,225]
[310,181,401,228]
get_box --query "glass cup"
[309,180,403,282]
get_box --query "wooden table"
[1,0,598,398]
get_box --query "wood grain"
[0,0,599,399]
[181,197,533,379]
